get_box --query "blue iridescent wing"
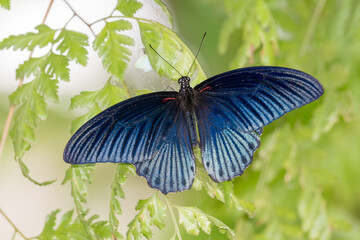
[194,102,261,182]
[134,106,195,194]
[194,66,324,132]
[64,91,183,164]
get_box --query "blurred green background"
[1,0,360,239]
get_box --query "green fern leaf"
[115,0,143,17]
[0,24,55,50]
[69,80,127,132]
[176,206,236,240]
[109,164,135,239]
[127,193,166,240]
[93,20,134,81]
[55,29,89,66]
[38,209,112,240]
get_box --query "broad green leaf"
[115,0,143,17]
[138,21,206,85]
[127,193,166,240]
[0,24,55,51]
[0,0,11,9]
[176,206,236,240]
[93,20,134,81]
[153,0,174,28]
[55,29,89,66]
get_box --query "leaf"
[0,0,11,9]
[46,52,70,82]
[38,209,112,240]
[115,0,143,17]
[153,0,174,28]
[18,159,56,186]
[9,52,66,160]
[298,179,332,240]
[194,168,256,217]
[221,181,256,218]
[69,79,127,133]
[127,193,166,240]
[62,165,98,239]
[55,29,89,66]
[176,206,236,240]
[138,21,206,85]
[109,164,136,239]
[0,24,55,51]
[93,20,134,81]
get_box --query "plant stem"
[164,197,182,240]
[0,0,54,165]
[62,0,96,36]
[0,208,29,240]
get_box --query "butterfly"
[63,64,324,194]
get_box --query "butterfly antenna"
[149,44,183,77]
[186,32,206,77]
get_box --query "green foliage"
[93,20,135,82]
[153,0,174,28]
[109,164,136,239]
[55,29,89,66]
[0,25,55,51]
[176,206,236,239]
[69,79,128,132]
[38,209,111,240]
[219,0,278,68]
[127,193,166,239]
[62,165,101,239]
[116,0,143,17]
[0,0,10,9]
[139,21,206,85]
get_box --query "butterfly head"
[178,76,191,91]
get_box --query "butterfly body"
[64,66,324,194]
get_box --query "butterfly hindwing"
[194,66,324,132]
[64,92,180,164]
[195,102,261,182]
[134,103,196,194]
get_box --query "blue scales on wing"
[194,66,324,133]
[64,92,181,164]
[194,100,261,182]
[134,105,196,194]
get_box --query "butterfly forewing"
[194,66,324,132]
[64,92,179,164]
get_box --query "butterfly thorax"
[178,76,193,107]
[177,76,198,146]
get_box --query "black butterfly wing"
[194,66,324,133]
[64,91,180,164]
[134,105,196,194]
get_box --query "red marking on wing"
[162,97,175,102]
[199,86,212,92]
